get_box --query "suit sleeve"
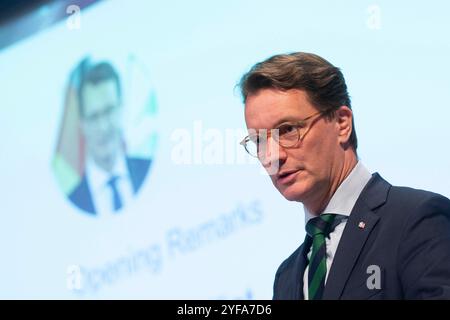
[398,194,450,299]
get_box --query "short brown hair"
[239,52,357,151]
[78,61,122,117]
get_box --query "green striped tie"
[305,214,337,300]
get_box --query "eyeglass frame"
[240,110,327,158]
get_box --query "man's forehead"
[244,88,315,129]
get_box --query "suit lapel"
[322,173,390,299]
[295,235,311,299]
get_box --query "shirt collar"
[86,152,129,193]
[304,161,372,223]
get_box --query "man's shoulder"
[387,183,450,211]
[275,244,303,276]
[273,241,309,299]
[368,176,450,229]
[125,156,152,192]
[68,174,96,214]
[125,156,152,170]
[365,173,450,213]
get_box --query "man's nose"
[96,114,113,133]
[260,136,287,173]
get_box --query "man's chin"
[91,152,118,171]
[277,186,307,202]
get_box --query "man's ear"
[336,106,353,146]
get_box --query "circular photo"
[52,55,158,216]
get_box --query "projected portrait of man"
[53,58,153,216]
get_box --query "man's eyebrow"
[248,117,302,132]
[249,118,299,132]
[271,117,301,128]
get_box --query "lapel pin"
[358,221,366,229]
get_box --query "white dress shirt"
[303,161,372,299]
[85,153,134,216]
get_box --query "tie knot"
[107,175,120,187]
[305,214,337,238]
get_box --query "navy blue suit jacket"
[273,173,450,299]
[68,157,151,215]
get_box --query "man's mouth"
[277,169,301,184]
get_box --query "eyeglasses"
[240,110,325,158]
[82,104,120,123]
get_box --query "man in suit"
[68,61,151,215]
[238,52,450,299]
